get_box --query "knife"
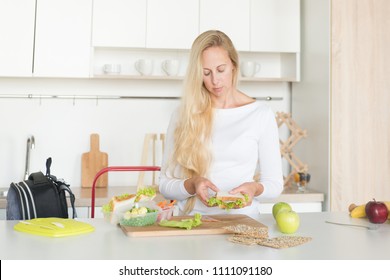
[325,220,379,230]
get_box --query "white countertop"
[1,212,389,260]
[0,186,324,209]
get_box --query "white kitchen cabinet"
[0,209,5,220]
[199,0,250,51]
[0,0,36,77]
[258,202,322,214]
[33,0,92,77]
[92,0,147,48]
[146,0,199,49]
[251,0,300,52]
[69,207,89,219]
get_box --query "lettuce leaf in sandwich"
[135,187,157,202]
[207,192,249,210]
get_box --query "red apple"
[365,199,389,224]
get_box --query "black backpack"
[6,158,76,220]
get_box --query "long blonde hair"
[170,30,240,213]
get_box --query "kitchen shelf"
[93,74,296,82]
[92,48,300,83]
[93,74,183,80]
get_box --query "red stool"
[90,166,161,218]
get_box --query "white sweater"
[159,101,283,219]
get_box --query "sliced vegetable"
[135,187,156,202]
[207,194,249,210]
[159,213,202,230]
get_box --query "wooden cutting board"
[81,134,108,188]
[120,214,267,237]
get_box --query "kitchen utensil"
[135,59,153,76]
[120,214,267,237]
[81,134,108,188]
[103,64,121,74]
[325,220,379,230]
[162,59,180,76]
[241,61,261,77]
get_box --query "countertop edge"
[0,186,324,209]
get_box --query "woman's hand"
[229,182,264,206]
[184,176,219,205]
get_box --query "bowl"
[118,201,161,227]
[119,210,159,227]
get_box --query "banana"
[350,204,366,218]
[384,202,390,219]
[349,201,390,219]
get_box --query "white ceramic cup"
[162,59,180,76]
[240,61,261,77]
[103,64,121,74]
[135,59,153,76]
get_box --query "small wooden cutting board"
[120,214,267,237]
[81,134,108,188]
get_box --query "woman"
[159,30,283,219]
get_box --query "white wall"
[292,0,330,210]
[0,77,291,188]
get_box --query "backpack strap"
[58,184,77,219]
[46,157,52,176]
[28,171,49,185]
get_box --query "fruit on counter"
[272,202,292,219]
[384,201,390,213]
[349,204,367,218]
[365,199,389,224]
[349,201,390,219]
[275,210,300,234]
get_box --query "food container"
[119,210,159,227]
[157,206,175,222]
[118,201,161,227]
[102,209,119,225]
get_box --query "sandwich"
[103,187,157,214]
[207,191,249,210]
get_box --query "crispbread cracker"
[256,236,312,249]
[223,224,268,238]
[228,235,312,248]
[227,234,264,245]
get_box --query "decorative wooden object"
[81,134,108,188]
[137,133,165,190]
[275,112,308,186]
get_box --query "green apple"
[275,210,300,234]
[272,202,292,219]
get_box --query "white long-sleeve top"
[159,101,283,219]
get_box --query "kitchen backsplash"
[0,77,290,188]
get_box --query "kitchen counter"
[1,212,389,260]
[0,186,324,209]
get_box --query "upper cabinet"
[0,0,92,78]
[0,0,36,77]
[251,0,300,52]
[146,0,199,49]
[92,0,199,49]
[92,0,146,48]
[34,0,92,77]
[199,0,250,51]
[0,0,300,80]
